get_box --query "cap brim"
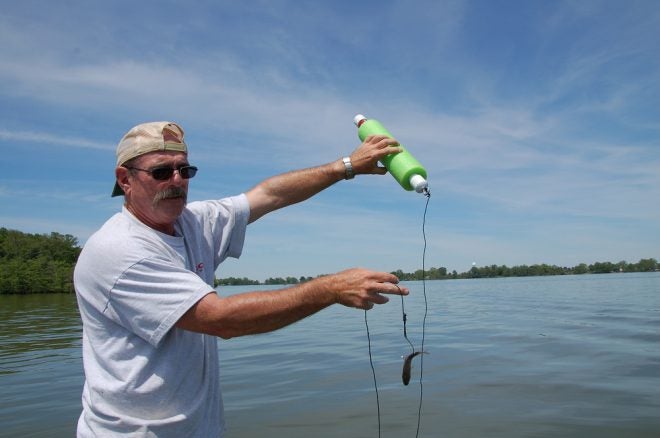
[111,181,124,197]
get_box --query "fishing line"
[364,309,382,438]
[400,289,415,354]
[364,188,431,437]
[416,187,431,436]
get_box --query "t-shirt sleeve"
[185,194,250,269]
[107,256,214,347]
[211,194,250,266]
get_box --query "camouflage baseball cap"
[112,121,187,196]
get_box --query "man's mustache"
[153,186,187,206]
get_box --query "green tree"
[573,263,589,274]
[636,258,658,272]
[0,228,81,294]
[589,261,615,274]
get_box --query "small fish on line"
[402,351,428,385]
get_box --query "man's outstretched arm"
[176,268,407,339]
[245,135,400,223]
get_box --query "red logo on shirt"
[196,262,204,273]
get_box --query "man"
[74,121,408,437]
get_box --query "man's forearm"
[175,268,406,339]
[245,159,346,223]
[177,275,338,339]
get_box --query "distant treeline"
[215,276,317,287]
[0,228,81,294]
[215,277,261,286]
[2,228,657,293]
[392,258,659,281]
[217,258,659,286]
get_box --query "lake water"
[1,273,659,437]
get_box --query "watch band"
[342,156,354,180]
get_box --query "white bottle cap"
[353,114,367,127]
[409,174,428,193]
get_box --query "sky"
[1,0,659,281]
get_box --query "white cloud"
[0,128,112,150]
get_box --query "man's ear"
[116,166,131,195]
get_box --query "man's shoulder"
[88,212,142,243]
[80,211,163,263]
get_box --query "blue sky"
[1,0,659,281]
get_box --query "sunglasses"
[125,164,198,181]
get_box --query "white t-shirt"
[74,195,250,437]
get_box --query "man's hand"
[349,135,402,176]
[328,268,408,310]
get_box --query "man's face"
[118,150,191,234]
